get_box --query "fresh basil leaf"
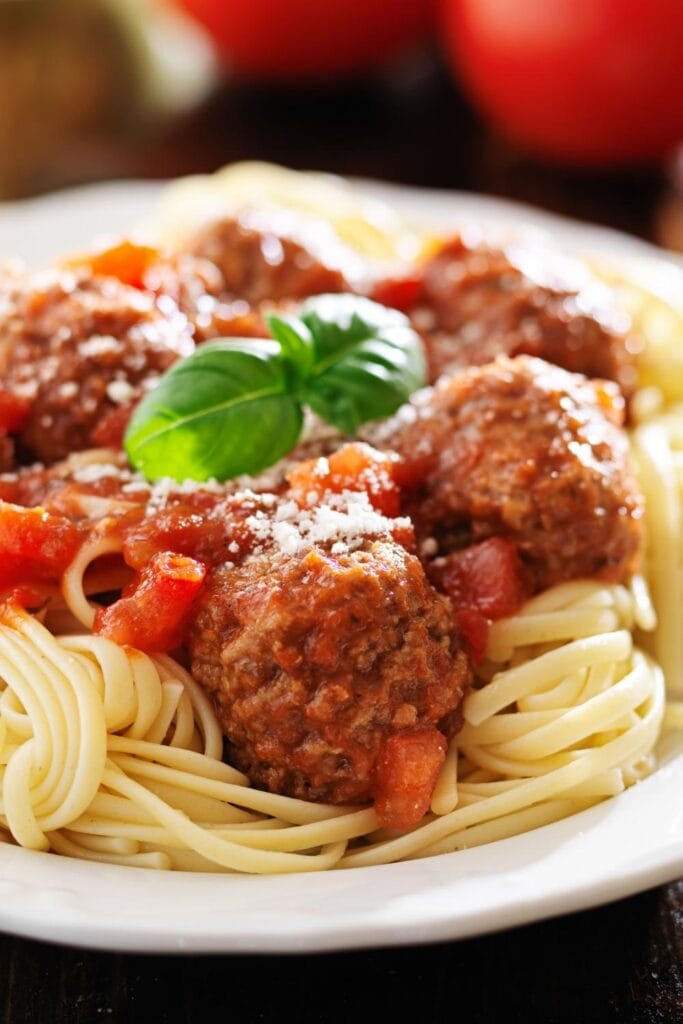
[124,339,303,482]
[266,312,315,385]
[125,294,426,484]
[299,294,426,434]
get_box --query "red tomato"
[0,503,81,591]
[374,728,447,831]
[94,551,206,652]
[178,0,435,81]
[66,241,161,290]
[430,537,531,621]
[370,275,424,314]
[453,607,489,664]
[287,442,401,517]
[442,0,683,165]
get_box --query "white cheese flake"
[73,462,123,484]
[245,490,409,557]
[79,335,119,358]
[106,379,136,405]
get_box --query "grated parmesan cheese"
[106,380,136,405]
[78,335,119,359]
[73,462,125,484]
[246,490,409,557]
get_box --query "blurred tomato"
[178,0,435,81]
[442,0,683,166]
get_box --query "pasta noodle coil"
[0,579,665,872]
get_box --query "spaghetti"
[0,574,666,873]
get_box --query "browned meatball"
[0,268,194,462]
[383,355,643,590]
[143,252,271,344]
[380,237,641,396]
[185,212,351,306]
[189,539,471,806]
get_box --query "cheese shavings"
[246,491,410,557]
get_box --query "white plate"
[0,178,682,954]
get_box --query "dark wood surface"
[1,54,682,1024]
[0,883,681,1023]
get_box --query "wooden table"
[1,55,682,1023]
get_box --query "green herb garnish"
[124,294,426,482]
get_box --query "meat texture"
[0,268,194,463]
[185,211,351,306]
[146,212,355,345]
[381,236,641,396]
[143,252,272,344]
[189,539,471,806]
[383,355,643,590]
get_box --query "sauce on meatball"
[379,355,642,591]
[189,539,470,815]
[374,235,641,396]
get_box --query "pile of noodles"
[0,170,682,873]
[0,567,668,873]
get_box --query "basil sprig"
[125,294,426,482]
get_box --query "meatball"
[0,267,194,462]
[185,211,351,306]
[383,355,643,590]
[143,252,271,344]
[379,236,641,396]
[189,539,471,806]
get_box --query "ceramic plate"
[0,178,682,953]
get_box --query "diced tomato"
[432,537,532,621]
[94,551,206,652]
[371,274,423,313]
[90,403,135,449]
[3,585,52,609]
[0,502,81,590]
[454,607,489,664]
[66,241,162,290]
[374,728,447,831]
[287,442,402,517]
[0,391,31,433]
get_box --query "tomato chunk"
[0,502,80,590]
[3,585,53,609]
[432,537,531,621]
[94,551,206,652]
[371,274,423,313]
[287,442,401,517]
[454,608,489,664]
[374,728,447,831]
[67,240,162,290]
[0,390,31,433]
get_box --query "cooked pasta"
[0,577,665,873]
